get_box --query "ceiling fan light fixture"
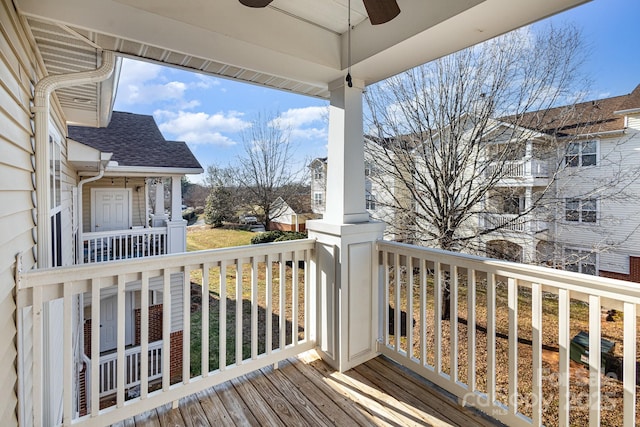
[239,0,273,8]
[362,0,401,25]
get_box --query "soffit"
[18,0,589,101]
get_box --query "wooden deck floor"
[112,351,501,427]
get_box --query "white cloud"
[115,58,211,108]
[290,126,327,141]
[270,106,327,129]
[154,110,251,146]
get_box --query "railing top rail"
[19,238,316,290]
[377,240,640,302]
[82,227,168,239]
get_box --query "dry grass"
[387,267,640,427]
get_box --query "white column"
[150,178,169,227]
[154,179,164,217]
[166,176,186,254]
[307,77,384,372]
[170,176,182,222]
[324,78,369,224]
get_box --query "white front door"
[99,293,133,352]
[92,189,131,232]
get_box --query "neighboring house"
[67,111,202,412]
[315,85,640,282]
[269,196,318,232]
[310,147,392,224]
[481,85,640,279]
[309,158,327,215]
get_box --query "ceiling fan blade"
[239,0,273,7]
[362,0,401,25]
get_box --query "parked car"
[240,215,258,224]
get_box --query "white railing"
[378,240,639,427]
[486,159,549,179]
[95,341,163,397]
[81,227,168,264]
[18,239,315,426]
[481,213,548,233]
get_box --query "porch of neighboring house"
[79,176,182,264]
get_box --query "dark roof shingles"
[68,111,202,170]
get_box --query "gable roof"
[514,84,640,137]
[68,111,202,171]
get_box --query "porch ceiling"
[17,0,589,112]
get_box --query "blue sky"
[113,0,640,183]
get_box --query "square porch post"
[166,176,186,254]
[307,78,385,372]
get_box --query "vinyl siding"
[0,1,38,425]
[554,131,640,274]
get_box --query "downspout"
[32,50,115,269]
[76,156,111,263]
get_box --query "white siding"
[0,1,38,425]
[627,114,640,130]
[554,131,640,274]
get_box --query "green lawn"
[186,226,254,251]
[185,225,306,378]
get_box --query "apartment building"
[312,85,640,281]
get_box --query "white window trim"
[365,192,377,210]
[563,246,598,275]
[564,197,598,224]
[313,191,324,206]
[564,139,599,168]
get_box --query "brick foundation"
[600,256,640,283]
[134,304,164,344]
[84,319,92,356]
[170,330,183,384]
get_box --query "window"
[365,193,376,210]
[565,198,597,223]
[364,162,372,177]
[564,248,597,275]
[313,167,323,180]
[49,127,63,267]
[313,192,323,206]
[565,140,597,167]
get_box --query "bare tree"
[208,112,307,230]
[365,24,590,254]
[364,24,595,319]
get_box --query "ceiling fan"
[238,0,401,25]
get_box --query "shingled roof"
[68,111,202,170]
[512,84,640,137]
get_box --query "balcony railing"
[17,238,640,426]
[486,159,549,179]
[18,239,315,426]
[481,213,548,233]
[80,227,168,264]
[91,340,164,398]
[378,240,639,427]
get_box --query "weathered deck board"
[194,388,234,426]
[278,358,365,426]
[115,351,501,427]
